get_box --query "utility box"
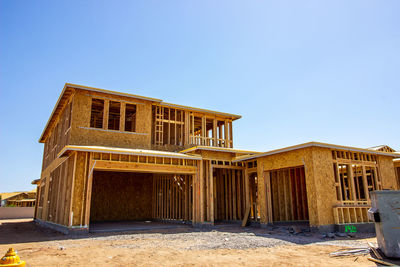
[368,191,400,258]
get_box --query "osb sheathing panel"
[71,152,89,226]
[151,144,186,152]
[200,151,236,161]
[377,155,398,190]
[69,90,152,149]
[259,148,312,171]
[257,147,337,226]
[308,147,337,226]
[90,171,153,222]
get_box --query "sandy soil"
[0,219,379,266]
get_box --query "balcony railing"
[189,135,233,148]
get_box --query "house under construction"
[33,83,400,234]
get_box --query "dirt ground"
[0,219,382,266]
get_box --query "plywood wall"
[257,147,337,227]
[42,100,73,170]
[38,154,75,226]
[90,171,153,222]
[69,90,152,149]
[308,147,337,226]
[377,155,398,190]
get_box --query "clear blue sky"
[1,1,399,192]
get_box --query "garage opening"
[90,171,154,222]
[269,166,309,223]
[89,171,193,232]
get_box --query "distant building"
[0,189,36,207]
[368,145,397,153]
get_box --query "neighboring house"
[368,145,396,153]
[0,189,36,207]
[33,83,400,234]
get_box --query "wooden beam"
[213,119,217,147]
[200,160,205,222]
[119,102,126,131]
[229,121,233,148]
[103,100,109,130]
[224,120,228,148]
[94,160,197,174]
[232,169,237,220]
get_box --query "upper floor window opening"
[125,103,136,132]
[108,101,121,131]
[90,98,104,129]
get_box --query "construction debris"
[368,242,383,260]
[329,248,369,257]
[367,257,395,266]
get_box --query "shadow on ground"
[0,218,375,247]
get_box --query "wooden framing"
[35,84,399,233]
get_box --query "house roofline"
[233,141,400,162]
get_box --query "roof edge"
[65,83,163,102]
[233,141,400,162]
[58,145,203,160]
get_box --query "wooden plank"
[288,169,294,221]
[265,171,273,223]
[368,242,384,260]
[294,168,301,221]
[237,170,242,219]
[283,169,288,221]
[348,164,357,201]
[213,170,217,221]
[209,160,214,223]
[213,119,217,146]
[228,168,232,220]
[300,167,308,220]
[205,162,209,221]
[103,100,109,130]
[335,163,343,202]
[367,257,394,266]
[224,120,229,148]
[228,121,233,148]
[224,169,229,220]
[232,169,237,220]
[361,165,370,201]
[174,109,177,145]
[199,160,204,222]
[244,167,250,220]
[94,160,197,174]
[84,154,95,226]
[241,205,251,227]
[119,102,126,131]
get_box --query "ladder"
[154,105,163,145]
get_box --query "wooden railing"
[189,135,233,148]
[333,205,372,224]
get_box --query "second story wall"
[42,98,73,170]
[69,89,153,149]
